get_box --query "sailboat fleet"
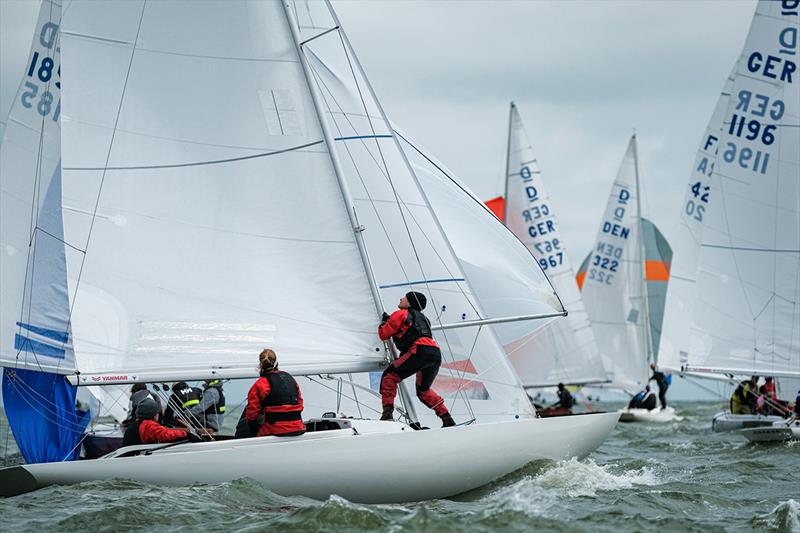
[0,0,797,503]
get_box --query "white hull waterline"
[0,413,619,502]
[739,421,800,443]
[711,411,788,433]
[618,407,681,423]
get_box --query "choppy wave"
[752,499,800,533]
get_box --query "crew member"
[649,362,670,410]
[190,379,226,432]
[730,376,758,414]
[163,381,202,428]
[379,291,456,428]
[122,397,193,446]
[553,383,575,410]
[244,349,306,437]
[628,385,657,410]
[122,383,162,428]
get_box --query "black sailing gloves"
[381,312,391,324]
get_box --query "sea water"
[0,402,797,532]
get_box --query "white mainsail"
[59,0,384,384]
[578,136,649,391]
[498,103,607,387]
[685,0,799,379]
[657,70,736,372]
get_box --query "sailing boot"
[440,412,456,428]
[380,404,394,421]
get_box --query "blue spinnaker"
[2,368,89,463]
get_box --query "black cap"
[135,397,160,419]
[406,291,427,311]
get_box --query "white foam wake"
[486,458,661,514]
[753,499,800,532]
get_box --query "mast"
[632,134,654,367]
[503,102,514,223]
[280,1,420,424]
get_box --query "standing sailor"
[244,349,306,437]
[378,291,456,428]
[649,363,670,409]
[190,379,226,432]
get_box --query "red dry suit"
[378,308,449,417]
[122,419,188,446]
[245,371,306,437]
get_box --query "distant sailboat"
[575,135,677,422]
[484,103,608,415]
[0,0,619,499]
[659,0,799,440]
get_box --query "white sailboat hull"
[739,421,800,443]
[618,406,681,423]
[711,411,787,433]
[0,413,619,502]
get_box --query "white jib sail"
[657,69,736,373]
[58,0,385,384]
[0,0,72,374]
[579,136,650,391]
[687,0,799,379]
[289,0,553,423]
[501,103,608,387]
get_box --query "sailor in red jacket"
[245,349,306,437]
[122,397,191,446]
[379,291,456,428]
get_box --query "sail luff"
[631,135,653,364]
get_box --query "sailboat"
[0,0,619,500]
[658,0,799,441]
[575,135,678,423]
[483,103,608,416]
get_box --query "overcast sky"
[0,0,758,401]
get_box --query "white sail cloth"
[289,1,563,421]
[657,70,736,372]
[579,136,649,391]
[687,0,800,378]
[58,0,384,383]
[0,0,71,373]
[500,103,607,387]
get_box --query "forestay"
[657,69,736,372]
[289,0,551,422]
[58,0,384,384]
[498,103,607,387]
[686,0,799,378]
[577,136,649,391]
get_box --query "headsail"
[483,103,608,387]
[288,1,554,423]
[686,0,800,378]
[657,69,736,372]
[577,136,649,391]
[58,0,385,384]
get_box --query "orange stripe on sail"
[485,196,505,223]
[576,271,587,290]
[441,359,478,374]
[645,260,670,281]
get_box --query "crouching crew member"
[123,397,191,446]
[190,379,226,432]
[163,381,202,428]
[379,291,456,428]
[244,349,306,437]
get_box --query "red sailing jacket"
[245,373,305,437]
[139,420,188,444]
[379,309,438,354]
